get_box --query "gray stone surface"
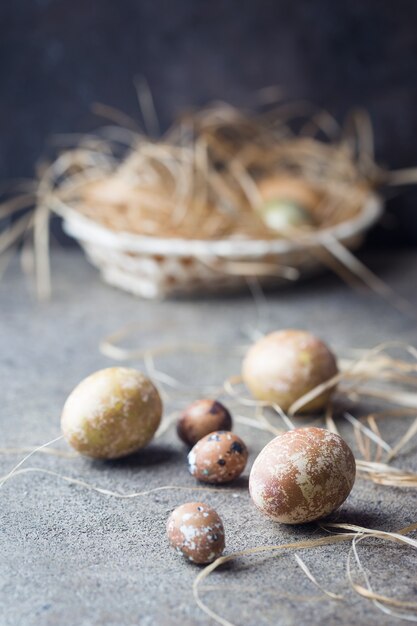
[1,249,416,626]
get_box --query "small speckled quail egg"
[249,427,356,524]
[177,399,232,446]
[166,502,225,564]
[188,431,248,484]
[242,330,338,413]
[61,367,162,459]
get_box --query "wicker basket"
[61,193,382,299]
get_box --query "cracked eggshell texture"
[249,427,356,524]
[166,502,225,564]
[242,330,338,413]
[61,367,162,459]
[177,399,232,447]
[188,431,248,484]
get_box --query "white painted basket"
[61,194,382,299]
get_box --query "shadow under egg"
[324,504,394,529]
[90,443,182,469]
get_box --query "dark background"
[1,0,417,245]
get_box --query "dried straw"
[0,466,239,499]
[356,460,417,488]
[192,521,417,626]
[1,98,417,309]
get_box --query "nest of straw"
[3,97,417,301]
[42,102,385,241]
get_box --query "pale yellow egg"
[61,367,162,459]
[242,330,338,413]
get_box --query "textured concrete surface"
[1,249,416,626]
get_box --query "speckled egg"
[177,399,232,446]
[61,367,162,459]
[242,330,338,413]
[166,502,225,564]
[249,427,356,524]
[188,431,248,484]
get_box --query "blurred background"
[1,0,417,245]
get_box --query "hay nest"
[47,103,383,239]
[2,98,416,299]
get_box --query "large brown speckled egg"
[166,502,225,564]
[249,427,356,524]
[61,368,162,459]
[177,399,232,446]
[242,330,338,413]
[188,431,248,484]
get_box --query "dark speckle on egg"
[230,441,244,454]
[188,431,248,484]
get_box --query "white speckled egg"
[61,367,162,459]
[166,502,225,564]
[249,427,356,524]
[242,330,338,413]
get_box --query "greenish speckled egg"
[61,367,162,459]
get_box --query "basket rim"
[59,192,382,258]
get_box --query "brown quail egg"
[188,431,248,484]
[166,502,225,564]
[177,399,232,446]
